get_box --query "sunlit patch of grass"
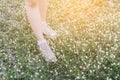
[0,0,120,80]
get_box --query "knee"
[25,0,38,8]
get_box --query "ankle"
[38,39,47,45]
[41,21,47,25]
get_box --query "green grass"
[0,0,120,80]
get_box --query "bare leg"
[25,0,44,41]
[39,0,57,38]
[25,0,57,62]
[39,0,47,22]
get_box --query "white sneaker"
[38,40,57,62]
[41,22,57,38]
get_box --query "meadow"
[0,0,120,80]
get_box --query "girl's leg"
[39,0,47,22]
[39,0,57,38]
[25,0,57,62]
[25,0,44,41]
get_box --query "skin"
[25,0,57,62]
[25,0,47,41]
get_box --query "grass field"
[0,0,120,80]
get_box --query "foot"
[41,22,57,38]
[38,40,57,62]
